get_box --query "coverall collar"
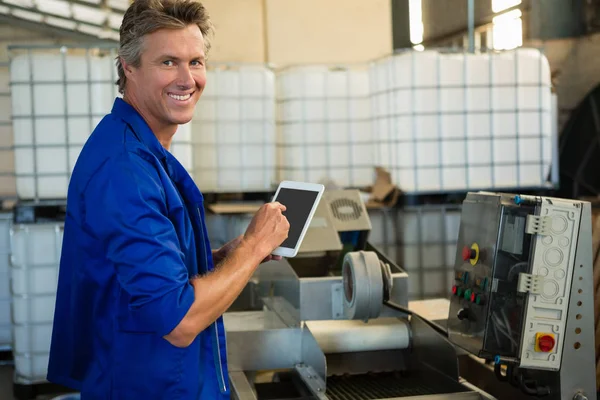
[111,97,203,205]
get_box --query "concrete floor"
[0,365,73,400]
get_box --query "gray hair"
[115,0,214,94]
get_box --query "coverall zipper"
[197,207,227,394]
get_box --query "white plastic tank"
[369,48,554,193]
[192,65,276,193]
[0,70,16,198]
[10,222,63,382]
[276,65,373,188]
[0,212,11,350]
[9,48,194,200]
[368,206,462,300]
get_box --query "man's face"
[124,24,206,128]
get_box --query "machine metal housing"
[257,243,409,325]
[448,192,597,400]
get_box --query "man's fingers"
[270,202,286,212]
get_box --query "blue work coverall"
[47,98,230,399]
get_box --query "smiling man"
[46,1,290,399]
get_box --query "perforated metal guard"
[323,190,371,232]
[330,198,363,222]
[325,372,457,399]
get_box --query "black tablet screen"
[274,188,319,248]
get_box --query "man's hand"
[242,202,290,260]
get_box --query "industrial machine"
[223,191,597,400]
[447,192,596,400]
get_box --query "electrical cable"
[383,300,449,338]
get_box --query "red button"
[470,292,476,302]
[452,285,457,295]
[462,246,471,261]
[538,335,555,352]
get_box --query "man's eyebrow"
[157,54,205,61]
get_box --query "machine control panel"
[447,192,537,361]
[447,192,583,373]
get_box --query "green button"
[481,277,488,290]
[464,289,472,299]
[457,288,464,297]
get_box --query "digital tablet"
[271,181,325,258]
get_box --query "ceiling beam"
[0,13,117,44]
[0,1,119,39]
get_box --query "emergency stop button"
[462,246,475,261]
[535,333,555,353]
[462,243,480,265]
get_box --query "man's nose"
[177,65,195,88]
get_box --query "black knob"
[457,308,469,321]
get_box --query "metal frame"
[226,327,328,400]
[558,201,596,400]
[226,310,496,400]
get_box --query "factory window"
[492,0,522,13]
[492,9,523,50]
[409,0,424,49]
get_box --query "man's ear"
[120,57,135,79]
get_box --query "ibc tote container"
[0,57,16,199]
[8,46,192,201]
[368,204,462,300]
[0,211,12,351]
[369,48,556,193]
[10,221,63,383]
[192,64,276,193]
[276,64,374,188]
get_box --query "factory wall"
[201,0,267,63]
[265,0,393,65]
[202,0,393,65]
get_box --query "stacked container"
[276,65,373,188]
[192,64,276,193]
[9,221,63,382]
[0,57,16,199]
[9,47,194,201]
[0,212,11,352]
[368,206,462,300]
[369,48,554,193]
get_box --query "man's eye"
[163,60,174,66]
[191,60,204,67]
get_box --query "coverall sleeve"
[84,150,195,337]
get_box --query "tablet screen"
[275,188,320,248]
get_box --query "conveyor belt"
[325,372,462,400]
